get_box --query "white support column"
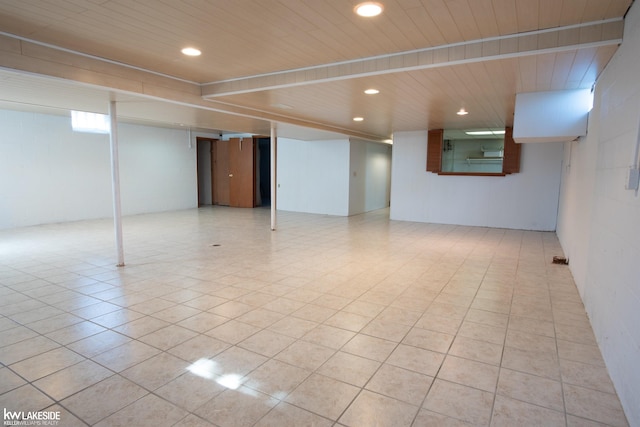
[270,123,277,231]
[109,100,125,267]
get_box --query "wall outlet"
[626,166,640,190]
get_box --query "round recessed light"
[456,108,469,116]
[354,2,383,17]
[364,88,380,95]
[181,47,201,56]
[353,117,364,122]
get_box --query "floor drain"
[211,244,221,247]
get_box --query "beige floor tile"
[45,320,107,345]
[60,375,148,424]
[341,333,397,362]
[339,390,419,427]
[9,347,85,382]
[560,358,617,394]
[564,383,629,427]
[45,404,88,427]
[33,359,113,400]
[496,368,564,411]
[90,308,146,328]
[274,340,335,371]
[238,329,295,357]
[491,395,565,427]
[195,387,278,427]
[0,335,60,365]
[25,312,84,334]
[386,344,445,376]
[365,363,433,406]
[0,384,55,413]
[208,300,254,318]
[0,326,39,348]
[284,373,360,420]
[0,367,27,395]
[402,327,454,354]
[177,311,229,333]
[1,208,631,427]
[413,409,475,426]
[360,319,412,342]
[94,393,188,427]
[414,313,463,335]
[324,310,372,332]
[507,315,555,338]
[236,308,285,328]
[267,316,318,338]
[449,336,503,365]
[151,304,202,323]
[243,358,311,398]
[155,371,225,412]
[67,329,131,357]
[302,324,356,349]
[317,351,380,387]
[254,401,333,427]
[92,340,161,372]
[171,414,216,427]
[210,346,268,377]
[166,334,230,362]
[458,320,506,345]
[437,355,499,392]
[501,346,561,380]
[120,352,187,391]
[423,379,494,426]
[113,316,170,339]
[138,324,199,350]
[204,319,260,344]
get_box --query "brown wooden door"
[228,137,255,208]
[213,140,230,206]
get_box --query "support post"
[109,100,125,267]
[270,123,277,231]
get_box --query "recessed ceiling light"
[181,47,201,56]
[353,117,364,122]
[354,2,383,17]
[364,88,380,95]
[456,108,469,116]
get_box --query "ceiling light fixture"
[354,2,384,17]
[457,108,469,116]
[465,130,506,136]
[181,47,201,56]
[364,88,380,95]
[353,117,364,122]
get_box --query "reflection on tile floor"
[0,207,630,426]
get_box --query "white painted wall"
[277,138,351,216]
[348,141,392,215]
[0,109,199,229]
[390,130,563,230]
[556,2,640,424]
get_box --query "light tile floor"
[0,207,630,427]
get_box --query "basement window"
[71,110,110,134]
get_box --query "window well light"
[364,88,380,95]
[71,110,110,134]
[181,47,201,56]
[355,2,383,17]
[353,117,364,122]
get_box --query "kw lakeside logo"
[3,409,60,426]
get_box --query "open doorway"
[197,136,271,208]
[256,137,271,207]
[196,137,216,206]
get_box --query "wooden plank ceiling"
[0,0,633,139]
